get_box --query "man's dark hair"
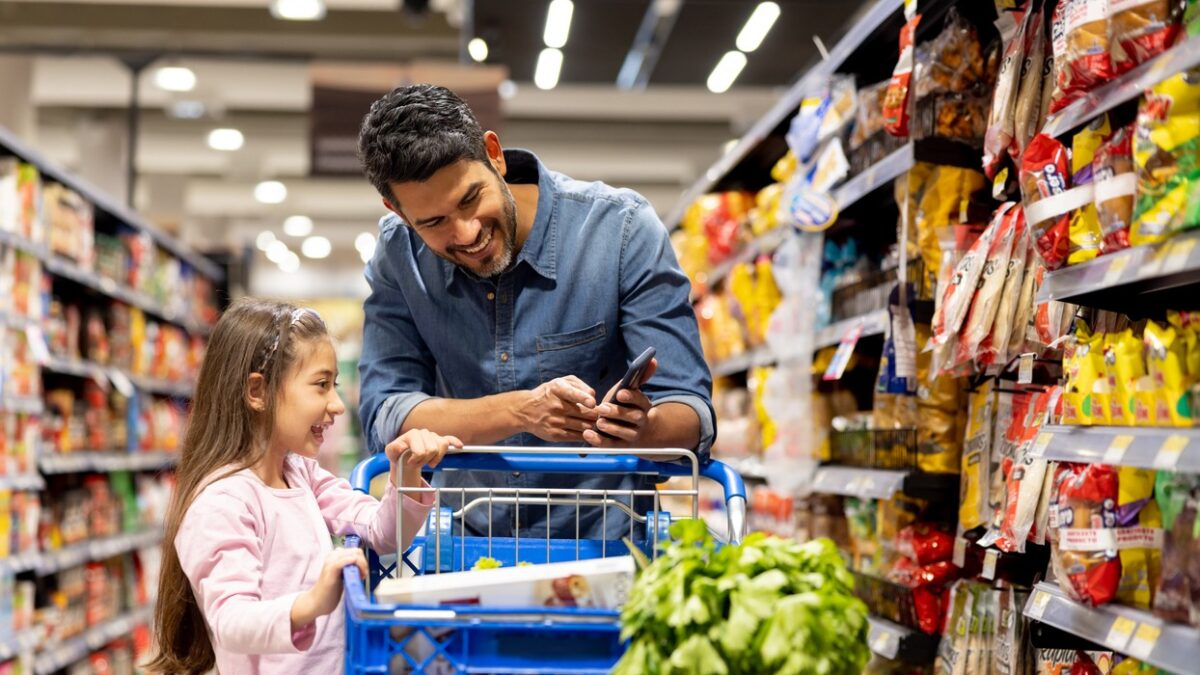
[357,84,488,204]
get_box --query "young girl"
[147,298,460,675]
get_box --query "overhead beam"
[615,0,682,90]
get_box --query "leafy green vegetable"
[613,520,869,675]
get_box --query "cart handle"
[350,447,746,502]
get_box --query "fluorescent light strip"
[736,2,781,53]
[535,48,563,90]
[707,51,747,94]
[543,0,574,49]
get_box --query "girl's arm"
[301,457,433,553]
[176,489,318,654]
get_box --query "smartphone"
[594,347,656,440]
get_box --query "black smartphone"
[594,347,656,440]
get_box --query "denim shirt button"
[512,471,521,478]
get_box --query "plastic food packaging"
[1021,134,1073,270]
[1111,0,1185,74]
[1152,470,1200,626]
[984,8,1031,177]
[1012,8,1049,161]
[956,204,1023,366]
[1114,466,1163,610]
[897,523,957,566]
[933,205,1006,350]
[1131,66,1200,245]
[851,80,891,150]
[960,380,996,532]
[1050,463,1122,607]
[1009,254,1041,358]
[884,14,922,137]
[981,228,1031,366]
[1069,116,1112,265]
[1144,320,1194,427]
[1094,125,1137,253]
[1050,0,1115,113]
[996,403,1051,553]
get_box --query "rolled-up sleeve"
[359,219,437,456]
[617,199,716,460]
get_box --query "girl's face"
[271,338,345,459]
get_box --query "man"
[356,84,713,539]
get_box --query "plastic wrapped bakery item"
[980,228,1031,367]
[1152,470,1200,626]
[897,523,957,566]
[984,7,1029,177]
[1012,7,1049,162]
[1049,463,1122,607]
[884,14,922,137]
[1131,66,1200,246]
[851,80,891,151]
[1050,0,1116,113]
[1094,125,1136,254]
[932,205,1007,351]
[1020,134,1073,269]
[956,203,1023,367]
[1111,0,1186,74]
[917,7,989,98]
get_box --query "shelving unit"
[0,396,43,416]
[867,615,941,663]
[43,356,194,398]
[814,309,889,350]
[0,474,45,491]
[1024,582,1200,674]
[810,465,958,501]
[1031,425,1200,473]
[31,605,154,675]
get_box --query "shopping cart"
[342,445,747,674]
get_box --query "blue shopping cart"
[342,446,746,674]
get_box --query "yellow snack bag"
[1091,331,1115,426]
[1144,321,1193,426]
[1068,116,1111,264]
[1131,68,1200,245]
[1115,466,1163,610]
[751,257,782,344]
[1063,324,1104,425]
[914,165,986,293]
[959,380,994,531]
[771,150,798,184]
[1107,329,1146,426]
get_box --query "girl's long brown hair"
[147,298,328,674]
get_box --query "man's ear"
[483,131,506,177]
[246,372,268,412]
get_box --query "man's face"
[388,159,519,279]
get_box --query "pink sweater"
[175,454,432,675]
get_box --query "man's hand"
[519,375,601,442]
[583,358,658,448]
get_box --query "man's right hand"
[519,375,600,442]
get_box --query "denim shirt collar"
[441,148,557,289]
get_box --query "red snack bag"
[916,560,960,587]
[1093,125,1136,254]
[1051,463,1122,607]
[1050,0,1116,113]
[898,523,957,566]
[1111,0,1184,74]
[884,14,922,137]
[912,586,943,635]
[1020,134,1072,270]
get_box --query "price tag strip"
[1102,434,1135,465]
[1153,435,1189,470]
[1105,616,1138,652]
[1126,623,1161,660]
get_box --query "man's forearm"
[642,402,701,453]
[400,391,531,444]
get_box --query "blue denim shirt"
[358,149,714,540]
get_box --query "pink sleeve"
[175,489,315,655]
[301,458,433,553]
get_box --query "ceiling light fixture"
[706,51,747,94]
[254,180,288,205]
[266,240,289,264]
[283,215,314,238]
[270,0,326,21]
[206,128,244,152]
[154,66,196,93]
[468,37,489,62]
[170,100,207,119]
[279,251,301,273]
[543,0,574,49]
[534,48,563,90]
[735,2,781,53]
[498,79,518,100]
[301,235,332,259]
[256,231,277,251]
[356,232,377,263]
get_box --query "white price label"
[1102,255,1130,285]
[1162,238,1196,274]
[1031,432,1054,458]
[952,536,968,568]
[1138,246,1167,278]
[1105,616,1137,651]
[1027,590,1051,620]
[1153,435,1189,470]
[1102,434,1134,465]
[1018,352,1035,384]
[982,549,999,580]
[107,368,136,398]
[1126,623,1161,660]
[24,325,50,365]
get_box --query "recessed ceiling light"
[266,240,289,263]
[736,2,781,53]
[279,250,301,272]
[355,232,377,262]
[256,231,276,251]
[301,235,332,259]
[255,180,287,204]
[170,100,206,119]
[270,0,326,21]
[707,51,747,94]
[535,48,563,90]
[543,0,574,49]
[468,37,489,63]
[283,215,314,238]
[154,66,196,93]
[207,128,244,151]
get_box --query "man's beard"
[445,180,518,279]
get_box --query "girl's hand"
[291,548,366,630]
[385,429,463,488]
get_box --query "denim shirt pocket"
[535,321,608,384]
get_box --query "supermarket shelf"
[834,143,915,212]
[720,456,770,481]
[0,473,45,491]
[0,124,222,280]
[0,529,165,577]
[0,395,43,415]
[697,227,792,294]
[811,465,958,501]
[1031,425,1200,473]
[0,230,213,336]
[815,309,889,350]
[0,309,39,332]
[711,347,777,377]
[1037,229,1200,314]
[32,605,154,675]
[39,451,180,474]
[1024,582,1200,674]
[1041,34,1200,138]
[43,356,194,398]
[0,628,38,662]
[664,0,904,229]
[868,615,940,663]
